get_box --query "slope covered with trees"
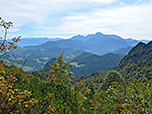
[116,41,152,79]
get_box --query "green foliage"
[117,60,152,79]
[101,70,125,90]
[0,75,37,113]
[49,52,73,85]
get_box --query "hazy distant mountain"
[112,46,133,55]
[7,38,62,47]
[139,39,150,44]
[125,38,139,46]
[71,32,132,54]
[16,37,148,48]
[29,32,139,55]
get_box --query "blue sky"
[0,0,152,40]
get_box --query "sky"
[0,0,152,40]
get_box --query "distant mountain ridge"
[1,32,149,49]
[15,38,62,47]
[112,46,133,55]
[31,32,140,55]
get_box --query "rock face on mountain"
[120,41,152,64]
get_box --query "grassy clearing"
[70,62,85,67]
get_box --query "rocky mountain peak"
[147,41,152,47]
[128,42,146,55]
[120,41,152,64]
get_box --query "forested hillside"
[116,41,152,79]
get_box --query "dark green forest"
[0,17,152,114]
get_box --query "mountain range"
[28,32,140,55]
[8,38,62,47]
[1,32,149,72]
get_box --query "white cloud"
[0,0,117,27]
[63,0,118,4]
[53,1,152,40]
[0,0,152,40]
